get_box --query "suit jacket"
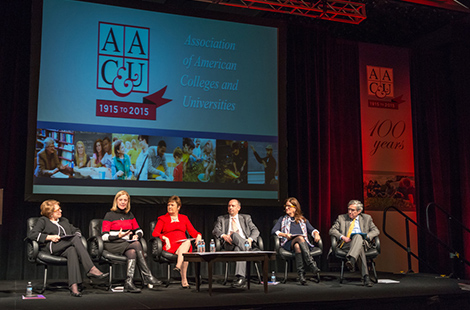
[212,214,260,246]
[28,216,81,253]
[329,213,379,244]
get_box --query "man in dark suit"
[329,200,380,287]
[212,199,260,288]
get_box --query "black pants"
[51,235,94,286]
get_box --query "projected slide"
[30,0,279,200]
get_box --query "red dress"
[152,213,200,254]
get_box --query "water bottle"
[244,240,250,251]
[201,239,206,253]
[210,239,216,252]
[271,271,276,283]
[26,281,33,297]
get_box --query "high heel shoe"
[173,266,181,273]
[70,291,82,297]
[86,272,109,280]
[69,284,82,297]
[180,284,191,289]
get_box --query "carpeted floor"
[1,272,469,310]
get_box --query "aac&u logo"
[97,22,150,97]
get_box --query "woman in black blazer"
[28,199,108,297]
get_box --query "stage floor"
[1,272,469,310]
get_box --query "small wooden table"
[184,251,276,295]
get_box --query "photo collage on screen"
[34,128,278,185]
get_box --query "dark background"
[1,0,470,280]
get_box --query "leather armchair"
[273,226,323,283]
[88,219,147,290]
[148,220,178,287]
[26,217,87,293]
[330,234,380,283]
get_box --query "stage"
[1,272,469,310]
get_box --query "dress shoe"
[86,272,109,280]
[69,284,82,297]
[70,291,82,297]
[345,257,356,272]
[298,273,307,285]
[231,277,247,288]
[363,275,373,287]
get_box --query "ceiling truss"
[194,0,367,24]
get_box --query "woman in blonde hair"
[271,197,320,285]
[102,190,161,292]
[28,199,108,297]
[73,141,89,168]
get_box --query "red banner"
[96,86,171,120]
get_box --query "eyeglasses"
[53,208,62,212]
[348,208,358,212]
[285,205,295,209]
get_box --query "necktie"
[340,218,356,248]
[231,217,239,234]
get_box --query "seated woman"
[271,197,320,285]
[27,199,108,297]
[34,137,65,177]
[102,190,161,293]
[152,195,202,288]
[112,140,134,179]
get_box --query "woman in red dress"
[152,195,202,288]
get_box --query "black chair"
[148,220,180,287]
[214,236,264,285]
[330,235,380,283]
[26,217,88,293]
[273,228,323,283]
[88,219,147,290]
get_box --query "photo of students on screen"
[248,142,278,185]
[147,140,169,180]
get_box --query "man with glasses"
[329,200,380,287]
[212,199,260,288]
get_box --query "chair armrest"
[26,239,39,263]
[149,237,162,260]
[256,236,264,251]
[272,234,280,252]
[214,237,222,251]
[87,235,104,261]
[373,235,380,253]
[140,238,148,257]
[307,233,323,250]
[330,235,339,252]
[316,236,323,252]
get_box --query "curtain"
[285,24,363,236]
[411,18,470,277]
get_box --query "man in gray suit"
[329,200,380,287]
[212,199,260,288]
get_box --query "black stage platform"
[1,272,470,310]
